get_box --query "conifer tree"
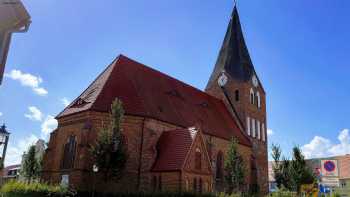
[21,145,39,182]
[289,146,315,193]
[91,98,127,181]
[271,144,315,192]
[224,137,245,194]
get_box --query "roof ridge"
[181,128,198,170]
[56,56,120,118]
[57,54,251,147]
[90,55,126,112]
[120,55,227,104]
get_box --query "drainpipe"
[137,118,146,191]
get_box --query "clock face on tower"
[252,75,258,87]
[218,72,228,87]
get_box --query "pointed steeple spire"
[206,6,255,90]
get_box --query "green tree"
[224,137,245,194]
[280,156,293,191]
[289,146,315,193]
[21,145,39,182]
[271,143,284,188]
[270,144,315,193]
[91,98,127,181]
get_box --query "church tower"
[206,6,268,194]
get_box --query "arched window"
[61,135,77,169]
[235,90,239,102]
[250,88,255,104]
[216,151,224,181]
[256,91,261,108]
[195,148,201,170]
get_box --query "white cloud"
[5,134,38,166]
[24,106,43,121]
[61,97,70,107]
[267,129,274,136]
[33,87,48,96]
[329,129,350,156]
[41,115,57,139]
[0,112,2,116]
[302,129,350,159]
[5,69,48,96]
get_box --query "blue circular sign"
[324,161,335,172]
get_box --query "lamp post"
[92,164,98,197]
[0,0,31,85]
[0,124,10,168]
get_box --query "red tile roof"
[58,55,251,146]
[152,128,196,172]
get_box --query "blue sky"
[0,0,349,165]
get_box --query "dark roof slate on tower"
[57,55,251,147]
[206,6,259,90]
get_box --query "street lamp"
[92,164,98,197]
[0,124,10,168]
[0,0,31,85]
[93,164,99,173]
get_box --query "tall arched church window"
[256,92,261,108]
[216,151,224,181]
[195,148,202,170]
[61,135,77,169]
[250,89,254,104]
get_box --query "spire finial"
[234,0,237,6]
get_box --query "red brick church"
[42,6,268,195]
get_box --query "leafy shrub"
[217,192,240,197]
[268,190,297,197]
[0,180,71,197]
[331,193,341,197]
[78,192,216,197]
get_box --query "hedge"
[76,192,216,197]
[0,180,72,197]
[1,181,259,197]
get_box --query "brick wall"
[204,134,253,192]
[206,74,268,195]
[42,111,255,193]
